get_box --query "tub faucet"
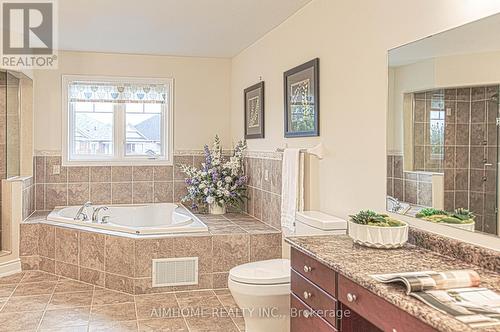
[92,206,109,223]
[74,201,92,221]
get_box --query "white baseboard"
[0,258,21,277]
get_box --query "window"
[62,76,173,165]
[429,108,445,160]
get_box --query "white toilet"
[228,211,346,332]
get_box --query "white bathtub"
[46,203,208,235]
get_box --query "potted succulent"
[415,208,475,231]
[179,135,247,214]
[348,210,408,248]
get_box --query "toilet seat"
[229,259,290,285]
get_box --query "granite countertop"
[286,235,500,332]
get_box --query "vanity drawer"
[291,248,337,296]
[338,275,437,332]
[291,294,338,332]
[291,269,337,327]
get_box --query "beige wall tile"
[105,236,135,277]
[133,166,154,181]
[105,273,134,294]
[21,256,40,270]
[90,166,111,182]
[111,166,133,182]
[212,234,249,273]
[153,181,173,203]
[55,261,79,280]
[68,183,90,205]
[111,182,132,204]
[213,272,228,289]
[173,181,187,203]
[35,184,45,210]
[153,166,173,181]
[45,183,68,209]
[250,233,282,262]
[133,182,154,203]
[173,155,193,180]
[68,166,90,183]
[134,238,173,278]
[90,183,111,205]
[79,267,105,287]
[20,223,39,256]
[79,231,104,271]
[45,156,67,183]
[173,236,212,274]
[35,156,45,183]
[38,224,55,258]
[39,257,56,273]
[55,227,79,265]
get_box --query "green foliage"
[349,210,405,227]
[452,208,475,221]
[416,207,475,225]
[415,208,448,218]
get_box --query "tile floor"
[0,270,245,331]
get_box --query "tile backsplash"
[244,152,282,229]
[33,154,198,210]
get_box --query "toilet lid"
[229,259,290,285]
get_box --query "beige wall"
[229,0,500,219]
[33,51,232,152]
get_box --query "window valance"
[68,81,167,104]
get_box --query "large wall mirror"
[387,13,500,238]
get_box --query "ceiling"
[389,12,500,67]
[58,0,312,58]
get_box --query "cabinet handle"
[347,293,357,303]
[303,291,312,299]
[303,265,312,273]
[303,310,311,318]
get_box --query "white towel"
[281,148,303,232]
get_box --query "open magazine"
[371,270,500,329]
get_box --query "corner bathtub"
[46,203,208,235]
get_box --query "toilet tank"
[282,210,347,259]
[295,210,347,236]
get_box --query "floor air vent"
[152,257,199,287]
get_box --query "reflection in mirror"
[387,13,500,237]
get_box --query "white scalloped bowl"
[348,221,408,249]
[446,221,475,232]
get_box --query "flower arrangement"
[179,135,247,213]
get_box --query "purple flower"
[203,145,212,171]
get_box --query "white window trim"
[61,75,174,166]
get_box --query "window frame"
[61,75,174,166]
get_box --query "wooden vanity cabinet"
[290,248,437,332]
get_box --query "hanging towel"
[281,148,303,232]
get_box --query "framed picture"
[244,81,265,139]
[284,58,319,137]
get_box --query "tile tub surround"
[19,211,281,294]
[33,153,208,210]
[286,235,500,332]
[244,152,282,230]
[0,270,245,332]
[409,227,500,273]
